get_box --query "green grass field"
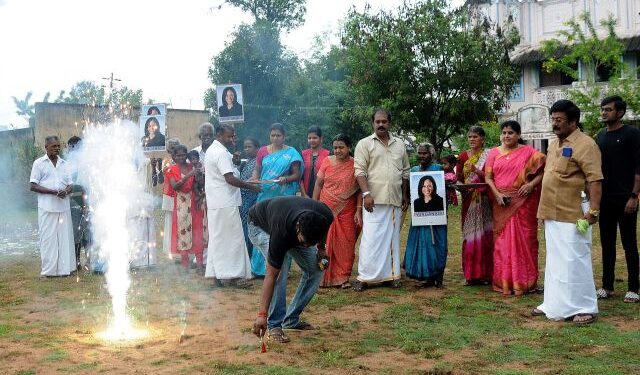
[0,205,638,374]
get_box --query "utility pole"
[101,73,122,89]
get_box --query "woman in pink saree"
[456,126,494,285]
[485,121,545,296]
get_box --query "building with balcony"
[468,0,640,150]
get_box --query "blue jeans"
[248,221,323,329]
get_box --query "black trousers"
[599,196,639,293]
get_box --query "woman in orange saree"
[485,121,545,296]
[313,134,362,288]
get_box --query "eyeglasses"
[550,116,568,124]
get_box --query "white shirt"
[30,154,73,212]
[204,140,241,209]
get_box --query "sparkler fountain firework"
[73,119,151,341]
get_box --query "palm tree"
[12,91,35,120]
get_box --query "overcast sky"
[0,0,464,128]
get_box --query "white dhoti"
[161,194,173,258]
[357,204,402,283]
[537,220,598,320]
[205,206,251,280]
[128,216,156,268]
[38,210,76,276]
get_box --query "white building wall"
[470,0,639,139]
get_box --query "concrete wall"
[34,102,209,152]
[0,127,34,149]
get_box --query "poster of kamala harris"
[410,170,447,226]
[216,84,244,123]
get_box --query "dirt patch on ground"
[608,316,640,332]
[354,350,437,372]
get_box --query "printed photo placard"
[410,170,447,226]
[216,84,244,123]
[139,115,166,152]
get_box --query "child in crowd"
[187,150,208,272]
[301,126,329,198]
[441,154,458,206]
[187,150,206,211]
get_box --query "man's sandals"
[283,321,315,331]
[267,328,290,343]
[573,314,597,325]
[531,308,597,325]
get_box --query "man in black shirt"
[595,96,640,303]
[249,196,333,342]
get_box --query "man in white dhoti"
[534,100,603,325]
[204,124,260,286]
[353,109,410,291]
[30,136,76,277]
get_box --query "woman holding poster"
[405,143,447,287]
[485,121,545,296]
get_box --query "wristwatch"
[362,191,371,198]
[587,208,600,217]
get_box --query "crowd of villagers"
[160,120,545,296]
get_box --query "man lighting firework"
[249,196,333,343]
[30,136,76,278]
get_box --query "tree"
[11,91,51,123]
[280,43,372,149]
[541,13,634,135]
[204,21,301,142]
[340,0,521,153]
[56,80,143,108]
[12,91,35,120]
[216,0,306,31]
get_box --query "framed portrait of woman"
[216,84,244,123]
[142,103,166,116]
[139,115,166,152]
[410,170,447,226]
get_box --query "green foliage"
[281,44,371,149]
[340,0,520,154]
[205,21,300,143]
[451,120,502,152]
[11,91,51,122]
[220,0,307,31]
[541,13,638,135]
[56,80,143,108]
[542,13,624,83]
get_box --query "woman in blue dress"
[249,123,303,276]
[404,143,448,287]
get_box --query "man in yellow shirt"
[353,109,410,291]
[534,100,602,325]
